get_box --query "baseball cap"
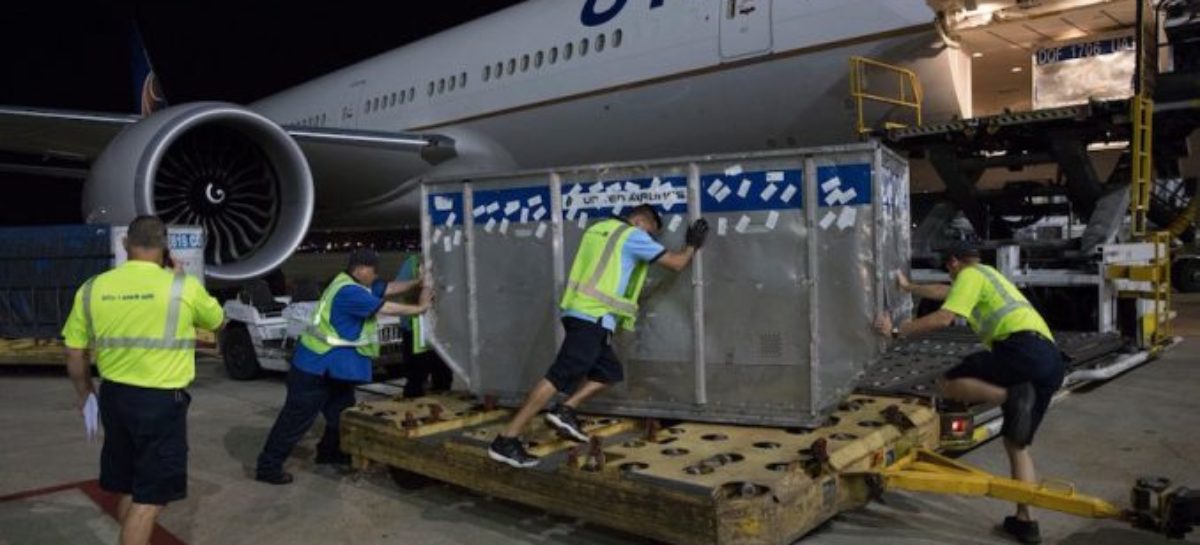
[941,240,981,261]
[346,247,380,271]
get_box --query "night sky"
[0,1,523,224]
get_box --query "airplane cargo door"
[720,0,772,59]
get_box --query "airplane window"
[372,97,380,111]
[495,62,503,78]
[549,47,558,64]
[449,76,456,91]
[364,100,370,113]
[580,38,590,57]
[521,54,530,72]
[564,42,574,60]
[613,29,623,48]
[596,33,606,52]
[483,65,491,81]
[390,92,397,107]
[535,51,544,68]
[507,58,516,75]
[400,91,406,105]
[439,78,446,93]
[428,82,435,96]
[460,72,467,87]
[408,87,415,101]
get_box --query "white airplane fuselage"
[251,0,970,227]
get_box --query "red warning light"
[950,418,968,435]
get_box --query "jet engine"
[84,102,313,281]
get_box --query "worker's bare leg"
[938,377,1007,405]
[500,379,558,438]
[562,381,608,409]
[1004,437,1037,521]
[119,503,162,545]
[116,494,132,523]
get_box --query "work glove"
[685,218,710,249]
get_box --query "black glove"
[685,218,710,249]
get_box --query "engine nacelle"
[85,102,313,281]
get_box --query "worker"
[875,242,1064,545]
[488,204,709,468]
[255,248,432,484]
[396,252,452,398]
[62,216,225,545]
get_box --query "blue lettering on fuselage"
[581,0,664,27]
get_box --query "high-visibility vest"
[964,264,1054,347]
[299,272,380,358]
[560,218,650,331]
[402,253,429,355]
[73,262,207,389]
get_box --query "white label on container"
[486,202,500,214]
[707,179,725,198]
[578,212,589,229]
[520,208,529,224]
[445,212,456,227]
[735,215,750,233]
[715,186,732,203]
[504,201,521,216]
[532,207,546,221]
[718,217,728,236]
[668,215,683,232]
[453,230,463,246]
[443,235,453,253]
[821,177,842,192]
[499,218,510,235]
[825,189,843,207]
[432,228,443,243]
[767,171,785,182]
[589,182,605,193]
[819,211,837,230]
[434,196,454,212]
[837,207,857,230]
[484,218,497,233]
[527,195,543,207]
[780,185,797,204]
[737,179,751,198]
[473,205,486,218]
[650,177,662,190]
[607,183,622,193]
[760,184,779,202]
[535,223,548,239]
[624,181,640,193]
[566,207,578,221]
[765,211,780,230]
[724,165,743,176]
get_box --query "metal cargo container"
[420,142,911,426]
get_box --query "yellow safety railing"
[849,56,923,136]
[1130,94,1155,238]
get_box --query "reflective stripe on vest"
[969,265,1034,342]
[82,272,193,350]
[306,276,373,348]
[565,223,638,315]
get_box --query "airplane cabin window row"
[480,29,624,83]
[294,113,327,127]
[364,87,417,115]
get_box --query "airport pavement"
[2,304,1199,544]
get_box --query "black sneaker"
[544,404,589,442]
[1001,383,1036,447]
[255,471,294,485]
[1001,516,1041,544]
[487,436,539,468]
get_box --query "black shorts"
[544,317,624,393]
[944,331,1066,443]
[99,380,190,505]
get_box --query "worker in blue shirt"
[256,248,431,484]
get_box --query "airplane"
[0,0,1134,281]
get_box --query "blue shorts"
[544,317,624,393]
[945,331,1065,443]
[99,381,190,505]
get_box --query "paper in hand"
[83,393,99,442]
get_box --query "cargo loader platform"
[342,393,940,545]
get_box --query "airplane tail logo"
[130,24,167,116]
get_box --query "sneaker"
[255,471,294,485]
[487,436,539,468]
[1001,383,1036,447]
[544,404,589,442]
[1001,516,1041,544]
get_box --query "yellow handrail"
[849,56,923,136]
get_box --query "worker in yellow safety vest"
[875,242,1064,545]
[62,216,225,545]
[255,248,432,485]
[488,204,709,468]
[396,252,452,398]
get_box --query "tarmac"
[2,301,1199,544]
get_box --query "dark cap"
[941,240,981,261]
[346,247,380,271]
[627,204,662,231]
